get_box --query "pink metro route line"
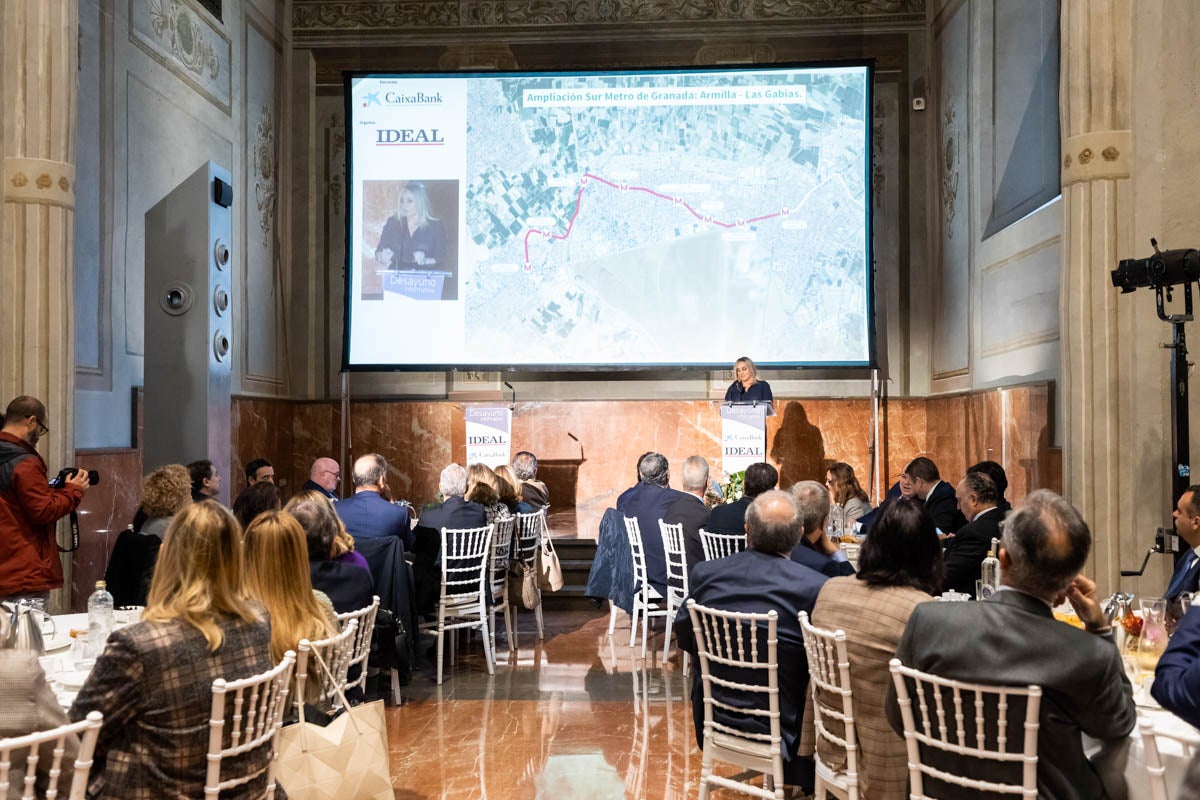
[521,171,787,266]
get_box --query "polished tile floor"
[385,609,723,799]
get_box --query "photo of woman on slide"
[374,182,448,269]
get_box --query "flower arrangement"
[720,471,745,503]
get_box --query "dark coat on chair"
[353,535,417,657]
[103,530,162,607]
[706,495,752,534]
[616,482,677,594]
[674,549,828,765]
[886,590,1136,800]
[789,539,856,578]
[663,490,710,578]
[585,508,634,614]
[941,507,1003,595]
[921,480,967,534]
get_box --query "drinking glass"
[1138,597,1170,674]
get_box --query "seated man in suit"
[334,454,413,549]
[886,489,1135,800]
[1153,605,1200,727]
[616,452,675,595]
[1166,485,1200,605]
[942,471,1003,595]
[788,480,855,578]
[967,460,1012,517]
[706,461,778,534]
[662,455,711,576]
[902,456,967,534]
[674,490,828,792]
[417,463,488,534]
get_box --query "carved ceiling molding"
[293,0,926,34]
[438,44,520,71]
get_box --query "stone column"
[1060,0,1176,595]
[1,0,79,609]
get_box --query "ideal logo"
[375,129,445,146]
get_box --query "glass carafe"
[1137,597,1170,673]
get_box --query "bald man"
[674,490,827,793]
[333,454,413,548]
[302,457,340,500]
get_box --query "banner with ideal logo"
[465,406,512,468]
[721,404,767,475]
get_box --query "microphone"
[503,381,516,407]
[567,431,584,462]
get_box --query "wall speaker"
[144,162,234,503]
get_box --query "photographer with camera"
[0,396,91,603]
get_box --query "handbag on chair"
[538,536,564,592]
[507,561,541,610]
[276,648,392,800]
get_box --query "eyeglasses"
[32,418,48,436]
[324,469,341,481]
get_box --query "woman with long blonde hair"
[494,464,522,513]
[466,462,510,526]
[242,510,337,664]
[69,502,274,799]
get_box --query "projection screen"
[344,64,873,370]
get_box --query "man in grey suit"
[886,489,1135,800]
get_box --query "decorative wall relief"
[940,101,960,238]
[291,0,924,32]
[328,114,346,218]
[253,105,276,248]
[873,96,886,208]
[131,0,232,113]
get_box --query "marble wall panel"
[290,401,340,495]
[230,397,294,496]
[71,448,143,611]
[882,398,929,486]
[344,402,458,507]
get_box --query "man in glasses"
[0,395,90,603]
[303,457,341,500]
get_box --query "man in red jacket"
[0,396,90,602]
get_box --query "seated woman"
[242,511,338,711]
[331,520,370,573]
[800,498,943,800]
[826,461,873,533]
[286,490,375,614]
[105,463,191,607]
[69,502,274,799]
[723,356,773,404]
[493,465,522,515]
[232,481,281,529]
[465,463,511,527]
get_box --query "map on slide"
[462,69,870,365]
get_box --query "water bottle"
[87,580,114,659]
[980,550,1001,596]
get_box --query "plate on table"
[42,630,74,653]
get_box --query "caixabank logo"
[362,89,444,107]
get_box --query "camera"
[1111,248,1200,293]
[50,467,100,488]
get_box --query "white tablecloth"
[40,612,136,708]
[1122,704,1197,800]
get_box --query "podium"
[721,402,772,474]
[378,269,450,301]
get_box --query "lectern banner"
[465,406,512,468]
[721,404,768,475]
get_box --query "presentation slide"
[344,64,872,369]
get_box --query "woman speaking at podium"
[374,182,448,269]
[724,356,774,404]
